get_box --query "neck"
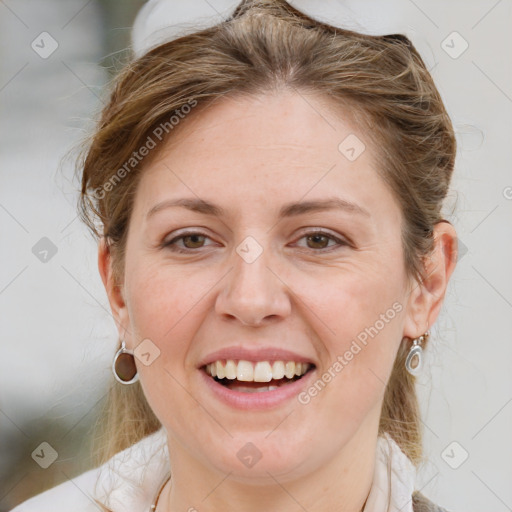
[158,423,379,512]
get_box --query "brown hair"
[78,0,456,497]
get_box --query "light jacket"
[10,427,450,512]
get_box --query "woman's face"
[102,90,436,482]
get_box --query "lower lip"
[198,367,317,410]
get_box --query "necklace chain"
[149,473,370,511]
[150,473,171,511]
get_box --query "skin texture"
[98,90,457,512]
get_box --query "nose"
[215,241,292,327]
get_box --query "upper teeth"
[205,360,311,382]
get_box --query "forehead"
[157,91,372,167]
[133,90,399,225]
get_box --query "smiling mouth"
[203,365,315,393]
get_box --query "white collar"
[94,428,170,511]
[363,432,417,512]
[94,428,416,512]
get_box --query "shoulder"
[8,466,101,512]
[412,490,453,512]
[377,434,454,512]
[8,427,169,512]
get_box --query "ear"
[98,237,130,340]
[403,221,458,339]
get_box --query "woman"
[11,0,458,511]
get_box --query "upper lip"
[197,346,317,369]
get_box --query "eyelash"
[162,230,349,254]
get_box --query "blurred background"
[0,1,511,511]
[0,0,145,508]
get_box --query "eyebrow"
[146,196,371,220]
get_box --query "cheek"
[343,282,403,377]
[125,265,206,423]
[122,264,200,408]
[308,267,405,404]
[305,263,404,344]
[124,262,223,382]
[126,263,198,341]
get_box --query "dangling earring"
[112,340,139,385]
[405,331,429,376]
